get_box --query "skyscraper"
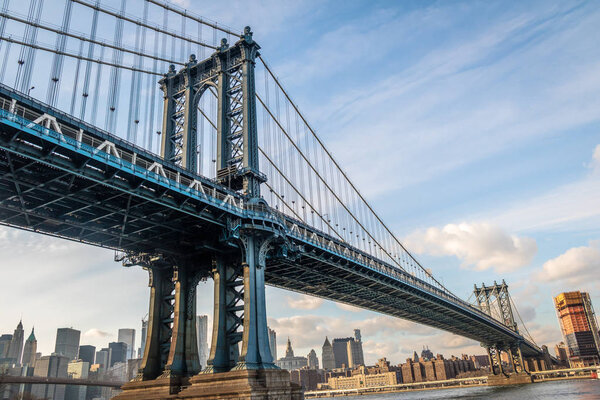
[108,342,128,367]
[347,329,364,367]
[22,328,37,367]
[307,349,319,369]
[96,349,110,371]
[332,338,351,369]
[31,353,70,400]
[118,329,136,360]
[78,345,96,366]
[65,360,89,400]
[139,318,148,358]
[554,291,600,367]
[196,315,209,368]
[321,337,335,370]
[55,328,81,360]
[268,327,277,361]
[7,320,24,365]
[0,334,13,359]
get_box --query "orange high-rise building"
[553,291,600,367]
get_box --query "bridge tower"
[116,28,300,400]
[474,281,532,385]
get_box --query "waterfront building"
[118,328,136,360]
[307,349,319,369]
[55,328,81,360]
[139,318,148,358]
[290,368,325,391]
[31,353,70,400]
[327,365,401,390]
[555,342,569,366]
[196,315,209,368]
[554,291,600,366]
[398,354,475,384]
[108,342,128,367]
[7,320,24,365]
[78,345,96,366]
[268,327,277,361]
[470,355,490,369]
[65,360,89,400]
[21,328,37,367]
[321,337,335,370]
[275,338,308,370]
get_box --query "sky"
[1,0,599,367]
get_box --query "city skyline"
[0,0,599,368]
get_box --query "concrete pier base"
[113,375,187,400]
[487,373,533,386]
[179,369,303,400]
[112,370,303,400]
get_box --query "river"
[335,379,600,399]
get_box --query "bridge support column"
[235,234,275,370]
[487,346,503,376]
[487,345,533,386]
[204,258,243,373]
[136,266,175,381]
[162,263,204,378]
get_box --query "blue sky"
[1,0,599,366]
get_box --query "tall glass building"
[554,291,600,367]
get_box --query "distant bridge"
[0,375,124,388]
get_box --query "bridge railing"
[0,94,248,214]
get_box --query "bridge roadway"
[0,84,542,357]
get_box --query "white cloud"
[405,222,537,272]
[286,294,323,310]
[538,240,600,285]
[83,329,112,339]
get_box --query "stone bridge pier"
[113,232,303,400]
[486,344,533,386]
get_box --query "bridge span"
[0,85,540,358]
[0,2,550,398]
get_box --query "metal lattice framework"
[0,1,553,389]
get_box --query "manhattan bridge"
[0,0,552,398]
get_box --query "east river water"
[336,380,600,399]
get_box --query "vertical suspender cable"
[19,0,43,94]
[14,0,36,90]
[0,0,11,82]
[69,40,84,115]
[47,0,72,106]
[0,41,11,84]
[79,0,100,120]
[90,45,104,126]
[105,0,125,133]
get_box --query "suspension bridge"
[0,1,552,398]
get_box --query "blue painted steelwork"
[0,85,543,358]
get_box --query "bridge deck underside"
[0,122,225,258]
[266,250,540,357]
[0,91,542,358]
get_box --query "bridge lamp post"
[27,86,35,96]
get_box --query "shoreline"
[305,374,595,398]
